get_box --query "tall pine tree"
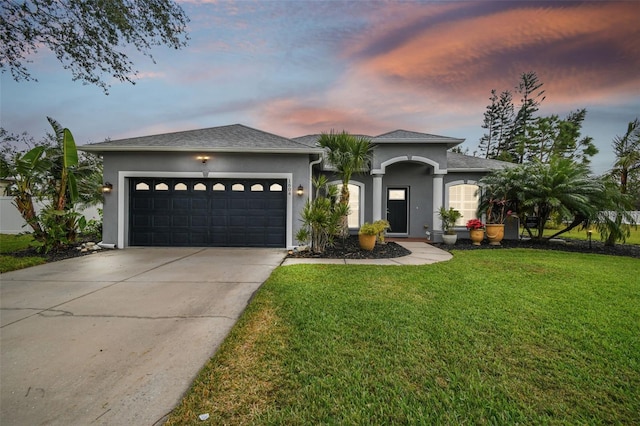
[512,71,546,163]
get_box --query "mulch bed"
[9,240,104,263]
[441,237,640,259]
[288,236,411,259]
[287,235,640,259]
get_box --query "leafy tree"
[1,118,103,251]
[1,0,189,93]
[317,130,373,237]
[527,109,598,164]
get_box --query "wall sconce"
[101,182,113,194]
[196,155,210,164]
[296,184,304,196]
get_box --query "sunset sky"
[1,0,639,175]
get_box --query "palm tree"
[611,118,640,195]
[478,158,602,240]
[317,130,373,236]
[524,158,601,240]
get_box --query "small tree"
[295,176,348,253]
[1,118,103,251]
[317,130,373,237]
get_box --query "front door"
[387,187,408,235]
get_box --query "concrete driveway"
[0,247,286,425]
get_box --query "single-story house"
[80,124,514,249]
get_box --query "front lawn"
[0,234,45,273]
[167,249,640,425]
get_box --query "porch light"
[296,184,304,196]
[197,155,210,164]
[101,182,113,194]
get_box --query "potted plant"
[358,222,378,251]
[477,173,517,246]
[438,206,462,245]
[373,219,390,244]
[466,218,485,245]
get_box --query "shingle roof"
[446,152,514,171]
[80,124,323,153]
[292,133,374,148]
[373,130,464,146]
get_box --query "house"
[80,124,513,249]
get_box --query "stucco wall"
[101,151,314,248]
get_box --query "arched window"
[448,183,479,225]
[331,181,364,229]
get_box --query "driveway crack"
[1,307,234,321]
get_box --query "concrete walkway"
[0,247,285,426]
[281,241,452,265]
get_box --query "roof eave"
[79,146,325,154]
[448,168,494,173]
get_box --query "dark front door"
[387,187,408,234]
[129,178,286,247]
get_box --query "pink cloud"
[351,2,639,102]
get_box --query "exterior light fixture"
[296,184,304,196]
[197,155,210,164]
[587,229,593,249]
[102,182,113,194]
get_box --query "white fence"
[0,196,101,234]
[600,211,640,224]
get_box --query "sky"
[1,0,639,175]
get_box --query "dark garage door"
[129,178,287,247]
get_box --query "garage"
[129,177,287,247]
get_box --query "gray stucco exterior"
[81,124,512,248]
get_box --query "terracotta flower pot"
[358,234,376,251]
[469,229,484,245]
[485,224,505,245]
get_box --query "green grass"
[167,250,640,425]
[0,234,45,272]
[541,225,640,245]
[0,233,36,253]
